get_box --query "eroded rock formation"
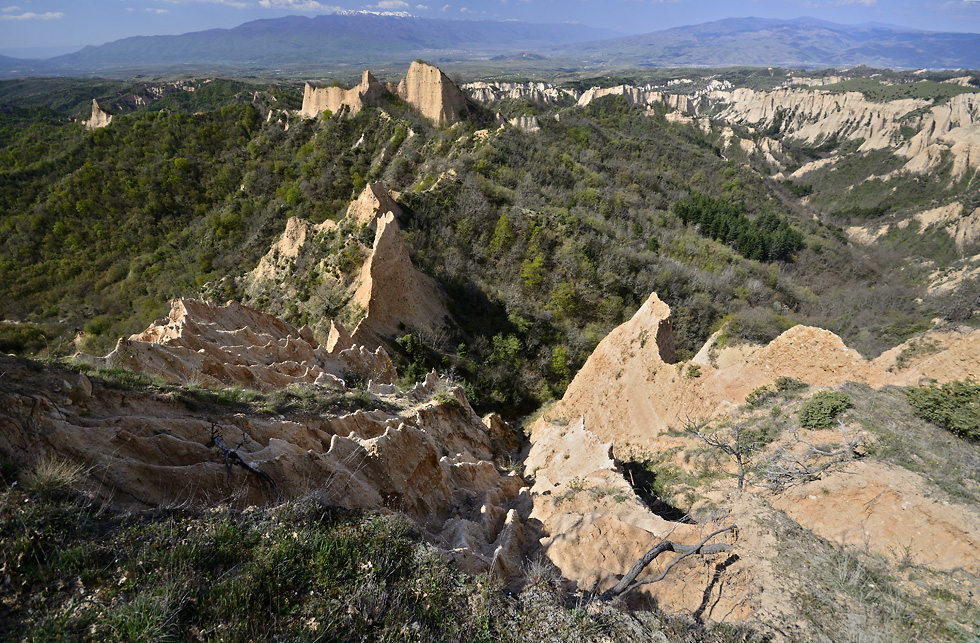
[346,181,402,227]
[0,351,529,578]
[394,61,470,126]
[79,298,395,392]
[351,211,450,347]
[463,81,580,105]
[577,85,694,115]
[300,70,386,119]
[552,292,980,449]
[710,87,980,179]
[84,99,112,130]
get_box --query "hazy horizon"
[1,0,979,58]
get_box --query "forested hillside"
[0,76,957,416]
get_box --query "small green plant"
[686,364,702,379]
[905,378,980,441]
[799,391,853,429]
[775,376,808,393]
[745,385,777,408]
[433,388,462,410]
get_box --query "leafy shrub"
[905,378,980,441]
[775,376,808,393]
[799,391,853,429]
[745,385,777,408]
[0,323,49,354]
[686,364,702,379]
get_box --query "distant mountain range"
[567,17,980,69]
[0,14,977,77]
[0,13,618,75]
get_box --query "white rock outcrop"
[84,99,112,130]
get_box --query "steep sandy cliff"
[84,99,112,130]
[351,211,450,347]
[346,181,402,227]
[463,81,580,105]
[300,70,386,118]
[395,61,470,126]
[710,87,980,179]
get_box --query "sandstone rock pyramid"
[84,99,112,130]
[394,60,470,126]
[351,211,450,347]
[300,61,470,127]
[346,181,402,227]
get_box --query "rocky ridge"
[577,84,695,115]
[524,292,980,630]
[242,181,449,349]
[709,87,980,179]
[552,293,980,449]
[462,81,580,105]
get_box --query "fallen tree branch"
[600,525,736,600]
[208,422,278,500]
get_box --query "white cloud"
[1,5,21,12]
[259,0,341,9]
[375,0,409,7]
[0,11,64,20]
[161,0,251,8]
[441,2,449,9]
[415,3,428,8]
[459,5,468,11]
[147,7,170,12]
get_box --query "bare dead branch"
[208,422,278,500]
[600,525,736,600]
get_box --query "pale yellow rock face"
[85,99,112,130]
[351,212,450,347]
[526,416,749,619]
[772,460,980,574]
[395,61,469,126]
[300,70,386,118]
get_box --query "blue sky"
[2,0,979,57]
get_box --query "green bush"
[905,378,980,441]
[745,385,777,408]
[799,391,853,429]
[775,376,808,393]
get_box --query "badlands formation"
[301,60,471,126]
[709,86,980,179]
